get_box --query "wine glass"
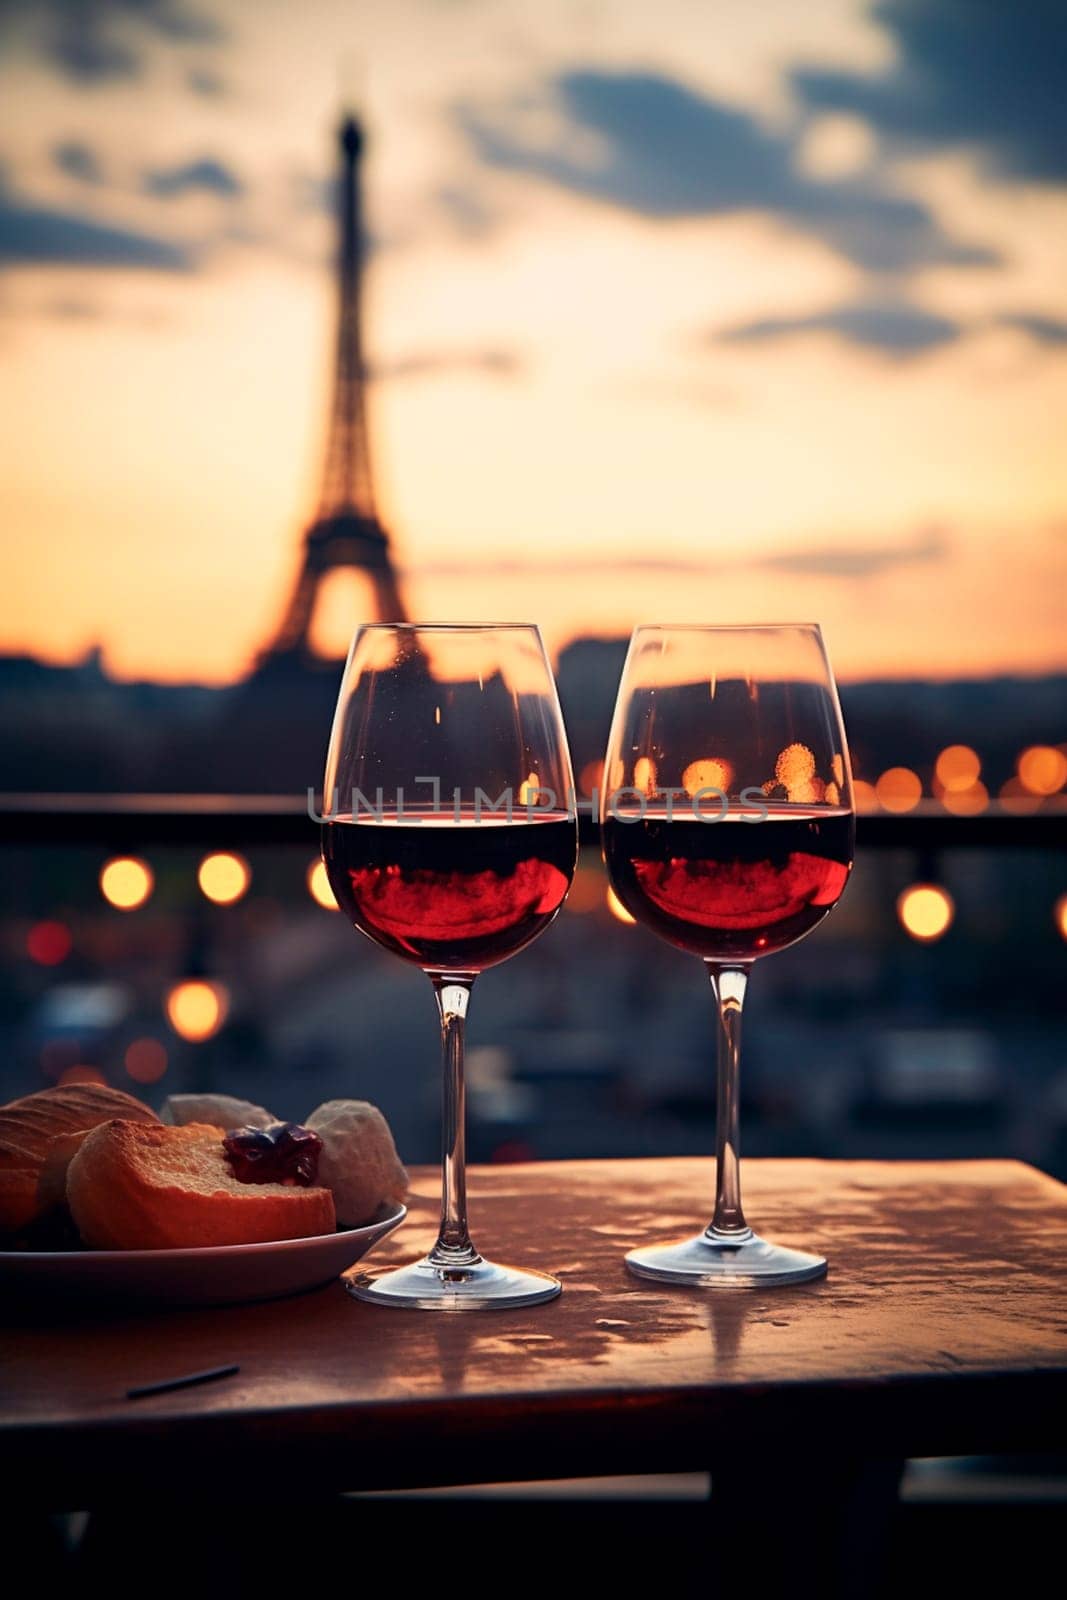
[601,624,854,1286]
[322,624,577,1309]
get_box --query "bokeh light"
[307,859,339,910]
[165,980,229,1042]
[124,1037,168,1084]
[876,767,922,813]
[682,757,733,797]
[606,886,636,925]
[100,856,153,910]
[518,772,541,806]
[851,779,878,812]
[935,745,981,792]
[1055,895,1067,942]
[59,1064,107,1087]
[633,756,657,796]
[578,759,604,798]
[897,884,955,942]
[775,743,818,802]
[998,778,1043,814]
[197,852,251,905]
[26,920,72,966]
[941,781,989,816]
[1017,745,1067,796]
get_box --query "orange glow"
[875,767,922,813]
[775,743,816,786]
[998,777,1043,814]
[124,1037,168,1084]
[59,1065,107,1086]
[518,772,541,805]
[1018,745,1067,796]
[566,865,603,914]
[578,759,604,798]
[633,756,657,796]
[165,980,228,1043]
[307,570,377,662]
[1055,895,1067,941]
[100,856,153,910]
[26,920,72,966]
[941,781,988,816]
[852,779,878,812]
[935,745,981,792]
[197,852,251,905]
[682,757,733,797]
[307,859,339,910]
[606,886,636,925]
[897,884,954,942]
[607,757,625,798]
[773,744,822,803]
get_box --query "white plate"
[0,1204,406,1308]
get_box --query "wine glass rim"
[353,621,543,633]
[631,621,824,633]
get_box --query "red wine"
[603,803,853,961]
[323,809,577,973]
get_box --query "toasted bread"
[67,1121,336,1250]
[0,1084,159,1233]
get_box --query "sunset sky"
[1,0,1065,684]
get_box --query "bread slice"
[67,1121,336,1250]
[0,1083,159,1233]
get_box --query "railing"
[2,794,1065,849]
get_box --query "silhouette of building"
[207,113,408,791]
[261,111,405,671]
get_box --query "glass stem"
[706,964,752,1240]
[428,976,480,1268]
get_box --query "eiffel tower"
[263,113,405,667]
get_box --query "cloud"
[716,298,963,358]
[712,300,1067,359]
[40,297,102,319]
[996,312,1067,346]
[434,184,498,240]
[460,69,995,273]
[52,140,104,184]
[406,554,709,579]
[31,295,171,328]
[143,157,243,199]
[408,528,949,581]
[372,349,523,382]
[0,173,189,269]
[754,526,948,579]
[793,0,1067,184]
[2,0,224,84]
[291,172,335,216]
[186,66,225,98]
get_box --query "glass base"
[625,1229,827,1288]
[346,1254,562,1310]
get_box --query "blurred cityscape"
[2,85,1065,1182]
[2,638,1065,1178]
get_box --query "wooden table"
[2,1158,1065,1510]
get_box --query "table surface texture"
[2,1157,1065,1502]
